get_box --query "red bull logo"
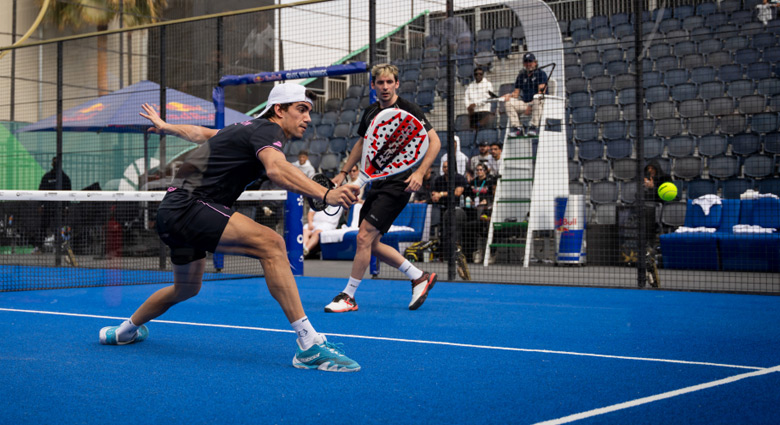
[64,102,105,123]
[164,102,211,121]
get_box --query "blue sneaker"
[292,337,361,372]
[99,324,149,345]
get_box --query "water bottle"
[465,197,472,208]
[459,195,465,208]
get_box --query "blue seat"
[765,132,780,155]
[655,55,679,72]
[698,39,721,55]
[718,64,743,83]
[315,123,334,139]
[671,83,698,102]
[708,155,740,180]
[758,178,780,196]
[751,33,777,50]
[758,78,780,97]
[720,198,780,272]
[592,90,616,106]
[686,179,718,200]
[734,49,760,67]
[707,97,735,116]
[688,115,717,137]
[416,90,435,112]
[738,95,768,115]
[646,86,670,104]
[743,154,775,179]
[595,105,620,123]
[696,2,717,16]
[719,114,747,135]
[571,107,596,124]
[679,99,705,118]
[567,77,588,94]
[672,156,702,180]
[456,130,476,150]
[582,159,611,181]
[606,138,632,159]
[746,62,772,81]
[664,68,690,87]
[590,181,618,204]
[569,92,591,108]
[644,137,664,158]
[751,113,779,134]
[602,121,627,140]
[721,178,754,199]
[655,118,684,138]
[666,136,696,158]
[577,140,604,160]
[697,134,728,157]
[328,137,348,155]
[332,123,351,139]
[613,157,636,181]
[726,80,755,100]
[730,133,761,156]
[475,129,498,146]
[660,199,741,270]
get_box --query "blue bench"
[660,197,780,271]
[320,203,429,261]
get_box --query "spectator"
[35,157,72,252]
[411,167,435,204]
[463,162,497,262]
[489,142,503,177]
[345,163,366,200]
[469,139,496,175]
[292,150,316,178]
[757,0,776,26]
[502,52,548,137]
[439,135,469,176]
[464,67,495,129]
[303,208,344,257]
[431,160,468,257]
[641,160,671,288]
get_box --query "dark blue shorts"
[156,189,235,265]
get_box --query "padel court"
[1,274,778,424]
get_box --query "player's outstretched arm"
[404,129,441,192]
[139,103,218,144]
[259,148,359,209]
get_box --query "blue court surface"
[1,276,779,424]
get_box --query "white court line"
[0,307,765,371]
[534,365,780,425]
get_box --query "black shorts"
[359,178,412,234]
[156,189,235,265]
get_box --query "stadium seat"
[746,63,772,82]
[590,75,613,92]
[698,134,728,157]
[655,118,684,138]
[324,98,342,112]
[727,80,755,100]
[686,179,718,199]
[758,178,780,196]
[308,137,329,155]
[721,178,754,199]
[572,107,596,124]
[696,2,717,17]
[656,56,679,72]
[602,121,627,140]
[706,51,732,68]
[671,83,698,102]
[723,36,749,53]
[719,114,747,135]
[582,159,611,181]
[672,156,702,180]
[612,158,637,181]
[743,155,775,179]
[595,105,620,123]
[666,136,696,158]
[567,77,588,94]
[734,49,760,68]
[650,101,676,120]
[644,137,664,159]
[708,155,740,180]
[614,74,635,91]
[683,15,704,31]
[697,39,722,55]
[752,33,778,51]
[316,123,335,139]
[568,160,581,181]
[321,111,339,126]
[619,180,638,204]
[707,97,735,116]
[764,132,780,155]
[328,138,348,155]
[577,140,604,160]
[590,181,618,204]
[642,71,663,89]
[646,86,670,104]
[664,68,690,87]
[687,115,717,137]
[574,123,599,142]
[605,139,632,159]
[718,64,744,83]
[757,78,780,97]
[751,113,779,134]
[679,99,705,118]
[660,202,687,227]
[332,123,351,139]
[680,53,705,70]
[738,95,767,115]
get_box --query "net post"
[284,193,304,276]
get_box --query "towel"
[319,224,416,244]
[732,225,777,234]
[674,226,717,233]
[740,189,780,200]
[692,194,722,215]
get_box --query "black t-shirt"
[39,169,71,191]
[357,96,433,186]
[171,118,286,206]
[431,173,469,207]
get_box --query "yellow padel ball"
[658,182,678,201]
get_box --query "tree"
[39,0,167,95]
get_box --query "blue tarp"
[19,80,252,133]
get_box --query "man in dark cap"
[502,52,548,137]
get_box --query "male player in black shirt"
[99,84,362,372]
[325,64,442,313]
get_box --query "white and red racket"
[349,107,429,187]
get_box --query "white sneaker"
[324,292,358,313]
[409,272,437,310]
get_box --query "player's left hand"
[404,170,425,193]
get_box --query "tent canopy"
[19,80,252,133]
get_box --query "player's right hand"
[328,185,360,209]
[331,172,346,187]
[140,103,168,134]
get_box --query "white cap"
[257,83,312,118]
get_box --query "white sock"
[116,318,139,342]
[292,316,323,350]
[342,277,361,298]
[399,260,424,280]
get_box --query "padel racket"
[349,107,429,188]
[307,173,337,213]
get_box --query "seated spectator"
[501,52,547,137]
[757,0,777,26]
[463,163,497,262]
[303,207,344,257]
[489,142,503,177]
[292,150,316,178]
[469,139,496,176]
[439,135,469,176]
[344,163,366,200]
[411,167,435,204]
[465,67,495,129]
[431,160,468,257]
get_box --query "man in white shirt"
[292,150,316,178]
[464,67,495,129]
[469,139,495,175]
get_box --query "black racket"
[307,173,340,216]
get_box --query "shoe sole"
[99,325,148,345]
[292,361,361,372]
[324,305,358,313]
[409,273,437,310]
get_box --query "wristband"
[339,170,349,176]
[323,188,331,204]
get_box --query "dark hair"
[260,90,318,119]
[474,67,484,75]
[298,150,309,156]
